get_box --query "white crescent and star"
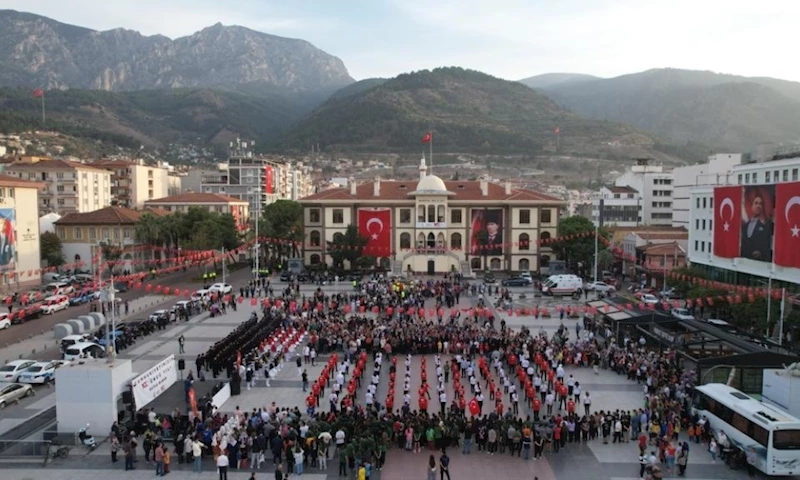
[719,197,734,232]
[784,195,800,238]
[366,217,384,240]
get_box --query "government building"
[298,158,565,275]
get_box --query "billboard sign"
[0,208,16,272]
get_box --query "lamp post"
[757,275,773,338]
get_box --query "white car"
[209,283,232,295]
[585,281,615,293]
[18,361,59,384]
[0,360,36,382]
[640,294,660,305]
[671,308,695,321]
[0,313,10,329]
[191,289,210,301]
[40,295,69,314]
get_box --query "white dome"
[415,175,448,193]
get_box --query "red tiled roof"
[0,174,45,189]
[145,192,248,204]
[54,206,168,226]
[7,158,109,173]
[300,179,562,203]
[645,242,686,255]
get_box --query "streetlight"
[757,275,773,338]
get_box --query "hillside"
[0,87,321,149]
[530,68,800,151]
[0,9,353,94]
[519,73,600,89]
[274,67,653,154]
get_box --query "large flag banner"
[264,166,274,194]
[741,185,775,263]
[774,181,800,268]
[713,186,742,258]
[358,209,391,257]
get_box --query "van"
[541,274,584,296]
[63,342,106,361]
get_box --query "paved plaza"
[0,281,772,479]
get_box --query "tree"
[260,200,303,261]
[134,212,163,261]
[327,225,368,270]
[551,216,609,277]
[40,231,65,267]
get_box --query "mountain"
[0,86,321,149]
[528,68,800,151]
[274,67,652,154]
[0,10,353,94]
[328,78,388,100]
[519,73,600,89]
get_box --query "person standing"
[110,434,120,463]
[677,442,689,477]
[154,442,165,476]
[178,335,185,354]
[274,464,285,480]
[193,438,206,473]
[427,454,437,480]
[217,451,229,480]
[439,450,451,480]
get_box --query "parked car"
[0,313,10,330]
[671,308,695,320]
[149,310,169,323]
[69,292,93,306]
[0,360,36,382]
[483,273,497,284]
[62,342,105,361]
[60,334,95,353]
[191,289,210,302]
[0,383,34,409]
[640,294,660,305]
[502,276,531,287]
[209,283,232,294]
[40,295,69,314]
[279,272,292,282]
[519,272,533,283]
[18,361,59,384]
[584,281,615,293]
[45,282,74,296]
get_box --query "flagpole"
[429,131,433,174]
[41,90,46,125]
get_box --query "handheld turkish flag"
[358,208,391,256]
[713,186,742,258]
[774,181,800,268]
[421,132,432,144]
[32,88,43,98]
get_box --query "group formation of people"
[111,273,708,480]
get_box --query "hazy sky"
[6,0,799,82]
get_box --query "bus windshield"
[773,430,800,450]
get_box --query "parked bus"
[693,383,800,476]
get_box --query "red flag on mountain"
[774,181,800,268]
[553,126,560,135]
[421,132,432,144]
[713,186,742,258]
[32,88,43,98]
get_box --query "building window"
[766,171,771,183]
[489,258,501,270]
[309,208,321,223]
[333,232,344,243]
[540,209,552,224]
[56,172,64,180]
[309,230,321,247]
[540,231,551,241]
[450,209,462,224]
[540,255,551,268]
[702,219,706,230]
[400,209,411,224]
[696,197,701,208]
[695,240,698,251]
[793,169,799,181]
[737,174,742,184]
[57,185,64,192]
[784,170,789,182]
[519,233,530,250]
[427,205,436,223]
[124,229,131,238]
[103,228,110,239]
[702,198,707,209]
[518,258,530,271]
[709,219,712,230]
[519,209,531,224]
[417,206,425,222]
[57,198,65,205]
[745,173,750,183]
[450,233,462,250]
[471,258,482,270]
[332,209,344,224]
[310,254,321,265]
[752,173,758,183]
[437,205,445,223]
[400,233,411,249]
[89,228,96,240]
[57,228,65,240]
[114,228,120,240]
[74,228,82,240]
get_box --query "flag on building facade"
[774,181,800,268]
[713,186,742,258]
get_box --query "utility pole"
[779,287,787,346]
[254,164,261,278]
[222,247,226,285]
[766,275,773,338]
[593,222,599,283]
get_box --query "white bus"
[693,383,800,476]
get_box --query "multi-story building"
[298,157,565,274]
[672,153,743,229]
[53,206,168,272]
[607,158,674,226]
[0,174,45,289]
[144,192,249,233]
[93,159,170,209]
[688,152,800,287]
[5,156,111,215]
[591,186,641,227]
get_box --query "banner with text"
[131,354,178,410]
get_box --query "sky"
[6,0,800,82]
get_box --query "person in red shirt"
[533,397,541,421]
[559,384,568,409]
[547,369,555,388]
[419,395,428,412]
[306,394,317,415]
[495,398,503,415]
[566,399,575,415]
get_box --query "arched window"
[470,257,482,270]
[427,205,436,223]
[310,254,321,265]
[400,232,411,249]
[519,233,530,251]
[417,233,425,248]
[518,258,530,271]
[309,230,321,247]
[451,233,462,250]
[436,232,445,248]
[333,232,344,242]
[437,205,445,223]
[540,231,551,241]
[417,205,425,222]
[490,258,502,270]
[427,232,436,248]
[540,255,551,267]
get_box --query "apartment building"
[93,159,170,208]
[5,156,111,215]
[591,186,641,227]
[671,153,743,229]
[144,192,249,232]
[0,174,45,289]
[611,159,674,226]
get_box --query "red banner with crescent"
[713,186,742,258]
[265,166,274,194]
[358,209,391,257]
[774,181,800,268]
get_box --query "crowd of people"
[113,274,715,480]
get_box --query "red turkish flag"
[32,88,43,98]
[358,208,391,256]
[774,181,800,268]
[264,165,274,194]
[553,126,560,135]
[713,186,742,258]
[421,132,432,144]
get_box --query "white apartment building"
[591,186,641,227]
[592,159,673,227]
[5,156,111,216]
[688,153,800,286]
[93,159,170,208]
[672,153,743,229]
